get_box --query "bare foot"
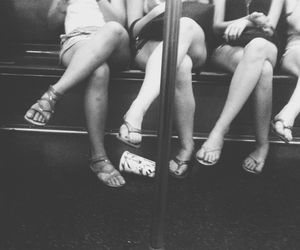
[24,86,61,126]
[90,157,126,187]
[273,106,296,142]
[242,143,269,174]
[195,131,224,166]
[169,142,194,177]
[119,103,144,145]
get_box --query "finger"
[227,25,236,41]
[228,26,238,41]
[224,26,231,42]
[237,26,245,38]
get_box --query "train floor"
[0,131,300,250]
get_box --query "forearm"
[127,0,145,28]
[267,0,285,29]
[97,0,126,25]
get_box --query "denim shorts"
[59,26,102,63]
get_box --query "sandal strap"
[44,86,62,110]
[27,99,54,121]
[273,118,293,130]
[90,155,112,173]
[172,157,191,167]
[247,155,265,165]
[123,120,142,134]
[37,99,54,112]
[48,85,63,100]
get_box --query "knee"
[180,17,205,40]
[244,38,277,61]
[176,56,193,89]
[105,21,128,40]
[258,61,273,91]
[89,63,110,90]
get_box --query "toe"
[26,109,35,119]
[129,132,141,144]
[207,153,214,164]
[109,177,118,187]
[169,160,177,172]
[38,115,44,123]
[175,164,187,175]
[254,162,264,173]
[196,147,205,160]
[212,152,220,163]
[243,158,251,167]
[204,152,210,163]
[275,121,285,137]
[33,113,40,122]
[116,174,126,186]
[248,160,256,171]
[285,129,293,142]
[119,124,129,138]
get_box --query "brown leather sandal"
[90,155,125,188]
[24,85,62,126]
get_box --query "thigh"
[281,46,300,76]
[210,44,244,73]
[61,39,89,67]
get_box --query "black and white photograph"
[0,0,299,249]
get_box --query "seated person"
[195,0,284,174]
[272,0,300,143]
[119,0,209,178]
[24,0,130,187]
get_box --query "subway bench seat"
[0,0,298,143]
[0,43,299,144]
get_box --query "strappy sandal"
[242,154,265,175]
[117,119,142,148]
[195,147,222,166]
[90,155,125,188]
[271,118,293,143]
[169,157,191,179]
[24,85,62,126]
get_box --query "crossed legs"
[24,22,130,187]
[25,22,129,125]
[196,38,277,173]
[119,17,206,148]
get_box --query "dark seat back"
[0,0,61,46]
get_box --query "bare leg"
[196,38,277,165]
[119,17,206,144]
[273,47,300,142]
[242,61,273,173]
[84,64,125,186]
[25,22,129,124]
[169,55,195,176]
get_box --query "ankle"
[180,140,195,151]
[278,105,299,120]
[210,129,226,140]
[90,148,107,160]
[255,142,269,150]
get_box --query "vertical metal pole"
[149,0,182,250]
